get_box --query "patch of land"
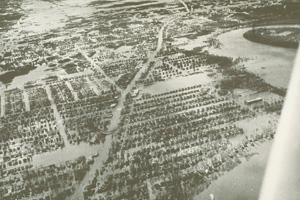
[243,28,300,49]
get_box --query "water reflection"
[140,73,212,94]
[192,26,296,200]
[194,141,272,200]
[208,26,297,89]
[32,143,102,168]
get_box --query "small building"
[110,103,117,108]
[245,97,263,105]
[131,89,139,98]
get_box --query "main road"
[45,85,70,147]
[108,21,167,132]
[68,18,171,200]
[75,44,123,93]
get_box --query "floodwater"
[172,33,212,51]
[2,64,65,90]
[192,26,297,200]
[194,140,273,200]
[175,25,298,89]
[230,113,278,146]
[208,26,298,89]
[17,0,96,33]
[137,67,276,200]
[152,25,296,200]
[140,72,212,94]
[32,143,102,168]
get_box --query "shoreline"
[243,29,299,49]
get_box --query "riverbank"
[203,26,297,89]
[243,29,299,49]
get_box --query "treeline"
[181,49,287,96]
[206,54,234,68]
[206,54,287,97]
[219,68,286,97]
[243,30,299,49]
[183,50,234,68]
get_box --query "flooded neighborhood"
[0,0,299,200]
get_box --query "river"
[191,26,297,200]
[207,26,298,89]
[173,26,297,89]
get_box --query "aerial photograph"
[0,0,299,199]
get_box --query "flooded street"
[45,85,70,147]
[32,143,101,168]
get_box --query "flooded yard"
[194,140,273,200]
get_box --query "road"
[108,22,167,132]
[1,92,5,117]
[178,0,190,13]
[69,21,168,200]
[68,9,189,198]
[23,90,30,112]
[45,85,70,147]
[68,135,112,200]
[75,45,123,92]
[65,81,79,101]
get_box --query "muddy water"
[140,73,213,94]
[208,26,298,89]
[193,26,298,200]
[32,143,102,168]
[194,141,273,200]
